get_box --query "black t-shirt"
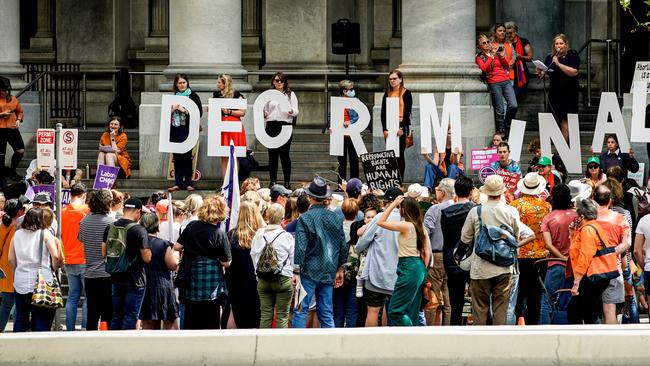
[545,51,580,93]
[177,220,231,263]
[212,91,245,116]
[102,218,151,287]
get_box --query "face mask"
[347,89,356,98]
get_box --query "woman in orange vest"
[491,23,516,82]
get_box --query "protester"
[598,134,639,177]
[180,194,203,234]
[176,196,232,329]
[381,69,413,179]
[505,21,533,98]
[214,74,246,178]
[355,187,402,326]
[169,73,202,191]
[284,192,310,235]
[593,185,629,324]
[0,77,25,183]
[102,197,151,330]
[539,184,576,324]
[60,183,89,331]
[138,212,179,330]
[241,177,261,194]
[491,23,516,84]
[336,80,361,183]
[251,203,295,328]
[264,72,299,188]
[491,132,506,147]
[334,198,360,327]
[0,199,23,331]
[511,173,551,325]
[98,117,132,179]
[536,33,579,142]
[423,127,464,190]
[225,201,265,329]
[157,200,185,243]
[584,156,606,187]
[440,177,474,325]
[527,139,541,172]
[270,184,291,208]
[423,178,456,325]
[110,189,125,219]
[476,34,517,134]
[634,206,650,315]
[567,198,618,324]
[537,156,561,193]
[490,142,522,176]
[79,189,114,330]
[461,175,519,325]
[9,208,62,332]
[293,177,347,328]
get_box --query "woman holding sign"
[214,74,246,178]
[98,117,132,179]
[381,70,412,180]
[264,72,299,188]
[169,74,202,191]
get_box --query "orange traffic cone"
[99,321,108,331]
[517,317,526,326]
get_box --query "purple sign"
[93,164,120,189]
[478,166,496,184]
[24,185,70,206]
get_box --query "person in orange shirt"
[0,199,24,332]
[568,198,619,324]
[0,77,25,184]
[98,117,132,179]
[61,183,90,331]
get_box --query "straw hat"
[517,172,546,196]
[479,175,506,196]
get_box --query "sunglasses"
[480,41,489,45]
[273,79,284,83]
[588,165,599,169]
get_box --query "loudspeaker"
[331,19,361,55]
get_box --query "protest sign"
[36,129,56,170]
[24,185,70,206]
[360,150,401,191]
[496,169,520,192]
[479,166,496,184]
[59,129,78,170]
[93,164,120,189]
[628,163,645,187]
[470,148,498,170]
[630,62,650,93]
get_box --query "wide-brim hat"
[517,172,546,196]
[305,176,331,199]
[479,175,506,196]
[568,180,592,203]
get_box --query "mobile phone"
[497,46,504,53]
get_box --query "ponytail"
[2,199,23,227]
[1,214,10,227]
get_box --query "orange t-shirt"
[389,89,405,122]
[61,202,90,265]
[0,222,17,293]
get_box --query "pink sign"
[470,148,498,170]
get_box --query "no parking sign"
[59,129,78,170]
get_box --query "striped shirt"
[79,213,114,278]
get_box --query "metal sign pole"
[55,123,62,239]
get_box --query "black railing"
[24,63,82,122]
[576,39,621,106]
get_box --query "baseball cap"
[537,156,552,166]
[346,178,363,197]
[270,184,292,200]
[384,187,403,202]
[124,197,143,210]
[586,156,600,166]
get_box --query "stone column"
[0,0,26,88]
[241,0,262,70]
[149,0,169,37]
[162,0,249,91]
[23,0,56,63]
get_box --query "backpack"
[477,53,491,86]
[634,190,650,221]
[256,232,288,281]
[473,206,518,267]
[105,222,138,274]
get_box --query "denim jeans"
[333,281,358,327]
[13,292,55,332]
[539,264,566,324]
[488,80,518,132]
[423,163,464,190]
[292,274,334,328]
[65,264,86,331]
[110,284,146,330]
[0,291,14,332]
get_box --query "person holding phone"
[98,116,132,178]
[0,77,25,184]
[169,74,202,191]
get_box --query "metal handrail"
[575,38,621,106]
[15,72,47,99]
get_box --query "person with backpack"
[460,175,520,325]
[101,197,151,330]
[251,203,295,328]
[475,34,517,135]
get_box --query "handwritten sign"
[470,148,498,170]
[93,164,120,189]
[630,62,650,93]
[360,150,401,191]
[24,185,70,207]
[497,169,520,192]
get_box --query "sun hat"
[479,175,506,196]
[517,172,547,196]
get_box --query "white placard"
[630,81,650,143]
[329,97,370,156]
[630,62,650,93]
[628,163,645,187]
[158,95,201,154]
[36,129,56,170]
[253,89,292,149]
[207,97,247,158]
[508,119,526,163]
[385,97,400,156]
[419,93,462,154]
[59,128,78,170]
[590,92,630,153]
[539,113,582,174]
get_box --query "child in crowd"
[354,208,378,298]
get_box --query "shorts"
[601,275,625,304]
[363,285,391,308]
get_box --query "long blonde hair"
[218,74,235,98]
[234,201,265,249]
